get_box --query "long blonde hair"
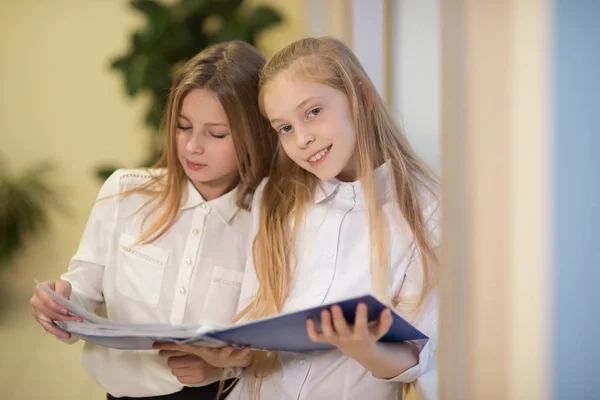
[234,37,439,396]
[121,41,276,244]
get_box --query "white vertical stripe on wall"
[304,0,327,37]
[390,0,441,172]
[350,0,386,99]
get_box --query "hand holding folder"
[36,281,428,352]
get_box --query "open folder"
[37,281,428,352]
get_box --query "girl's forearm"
[353,342,420,379]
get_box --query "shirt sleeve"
[375,202,440,384]
[227,179,268,377]
[60,170,122,313]
[235,178,267,318]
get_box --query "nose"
[185,131,205,154]
[295,127,315,149]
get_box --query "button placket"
[314,207,347,303]
[170,208,206,325]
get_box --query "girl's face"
[262,72,358,182]
[176,88,239,197]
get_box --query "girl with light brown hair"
[29,40,277,400]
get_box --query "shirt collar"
[180,179,240,223]
[314,161,392,206]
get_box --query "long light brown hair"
[234,37,439,396]
[122,41,276,244]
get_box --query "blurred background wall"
[7,1,598,400]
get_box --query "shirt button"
[345,187,352,193]
[325,249,334,258]
[185,258,193,265]
[179,287,187,294]
[299,360,306,366]
[192,229,199,235]
[200,203,207,208]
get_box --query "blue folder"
[61,294,428,352]
[202,294,428,352]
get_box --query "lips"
[307,145,332,163]
[186,160,207,170]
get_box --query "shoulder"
[418,184,440,223]
[99,168,166,198]
[414,181,441,245]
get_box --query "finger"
[34,315,71,339]
[31,288,82,321]
[33,285,70,315]
[161,343,207,357]
[54,280,72,298]
[170,363,208,382]
[175,345,212,359]
[158,350,190,358]
[218,346,235,358]
[373,308,393,339]
[171,366,200,378]
[353,303,369,338]
[320,310,337,341]
[31,300,81,322]
[306,318,324,343]
[179,345,217,361]
[177,375,205,385]
[40,321,71,339]
[31,289,67,317]
[153,342,187,351]
[167,354,202,369]
[331,305,352,337]
[234,346,252,360]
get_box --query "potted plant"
[0,159,63,270]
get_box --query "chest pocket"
[116,233,169,307]
[199,266,245,324]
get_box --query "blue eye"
[307,107,322,119]
[278,125,292,135]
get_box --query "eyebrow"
[178,114,228,127]
[269,96,324,124]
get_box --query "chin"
[311,166,344,181]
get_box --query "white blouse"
[61,169,251,397]
[228,163,440,400]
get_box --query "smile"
[307,145,332,166]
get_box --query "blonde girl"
[158,36,440,400]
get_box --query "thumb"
[44,280,56,291]
[54,280,72,299]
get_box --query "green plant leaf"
[131,0,165,15]
[110,56,130,72]
[0,160,64,269]
[246,6,282,32]
[96,166,119,182]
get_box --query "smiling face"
[262,71,358,182]
[176,88,239,197]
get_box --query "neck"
[191,172,239,201]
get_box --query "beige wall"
[0,1,303,399]
[247,0,305,57]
